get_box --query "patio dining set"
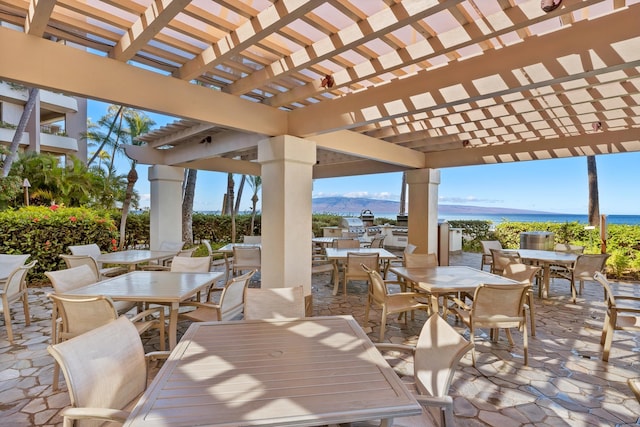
[1,239,639,426]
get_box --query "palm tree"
[182,168,197,246]
[234,174,246,215]
[117,110,155,249]
[587,155,599,226]
[248,175,261,235]
[3,87,39,177]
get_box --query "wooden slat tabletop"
[125,316,421,426]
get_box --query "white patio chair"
[68,243,127,277]
[375,314,473,426]
[244,286,305,320]
[47,316,169,426]
[0,260,37,343]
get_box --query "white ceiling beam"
[0,27,288,136]
[25,0,56,37]
[145,122,217,148]
[227,0,456,96]
[311,130,425,169]
[173,157,261,175]
[161,131,265,164]
[313,160,406,179]
[111,0,192,62]
[288,4,639,136]
[176,0,324,81]
[424,128,640,168]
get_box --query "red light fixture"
[541,0,562,13]
[321,74,334,88]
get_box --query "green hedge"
[0,206,118,280]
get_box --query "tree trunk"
[3,87,39,177]
[225,173,234,215]
[234,174,246,215]
[182,168,197,246]
[119,164,138,250]
[250,193,258,235]
[88,105,123,166]
[399,172,407,215]
[587,155,600,226]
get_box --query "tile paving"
[0,252,639,426]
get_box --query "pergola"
[1,0,639,303]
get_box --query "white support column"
[148,165,184,250]
[258,135,315,298]
[406,169,440,254]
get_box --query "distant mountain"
[312,197,554,215]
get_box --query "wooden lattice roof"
[1,0,639,177]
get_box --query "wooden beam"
[0,27,288,136]
[25,0,56,37]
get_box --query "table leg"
[379,418,394,427]
[223,254,231,282]
[430,293,440,316]
[542,263,550,298]
[332,261,340,296]
[169,302,179,349]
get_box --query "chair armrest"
[62,407,129,423]
[146,351,171,361]
[374,343,416,354]
[139,265,170,271]
[179,301,218,309]
[129,307,164,323]
[415,394,453,409]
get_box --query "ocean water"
[370,213,640,226]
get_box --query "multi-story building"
[0,80,87,161]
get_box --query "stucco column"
[257,135,315,302]
[406,169,440,255]
[148,165,184,250]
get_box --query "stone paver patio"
[1,252,639,426]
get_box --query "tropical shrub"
[0,206,118,281]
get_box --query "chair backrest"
[363,265,388,305]
[414,314,473,399]
[405,243,418,255]
[219,270,256,320]
[554,243,585,254]
[170,256,212,272]
[244,287,305,319]
[369,236,385,248]
[59,255,100,281]
[48,294,118,338]
[503,263,541,284]
[404,252,438,268]
[45,265,98,293]
[0,254,30,279]
[233,246,261,270]
[593,271,616,307]
[491,249,521,274]
[243,235,262,244]
[47,316,147,423]
[176,248,197,257]
[68,244,101,260]
[346,252,379,280]
[573,254,610,280]
[159,240,185,251]
[3,260,37,300]
[333,238,360,249]
[471,283,530,327]
[481,240,502,255]
[201,239,214,256]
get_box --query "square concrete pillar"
[148,165,184,250]
[406,169,440,254]
[258,135,315,303]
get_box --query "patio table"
[390,265,519,314]
[123,316,422,427]
[64,270,223,349]
[97,249,178,271]
[325,247,397,295]
[510,249,578,298]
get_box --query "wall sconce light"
[321,74,335,88]
[592,122,602,132]
[199,135,212,144]
[541,0,562,12]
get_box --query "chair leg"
[379,308,388,342]
[22,293,30,327]
[527,291,536,337]
[52,362,61,391]
[523,322,529,366]
[2,300,13,343]
[570,277,577,303]
[470,329,477,367]
[602,317,616,362]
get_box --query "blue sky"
[89,100,638,215]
